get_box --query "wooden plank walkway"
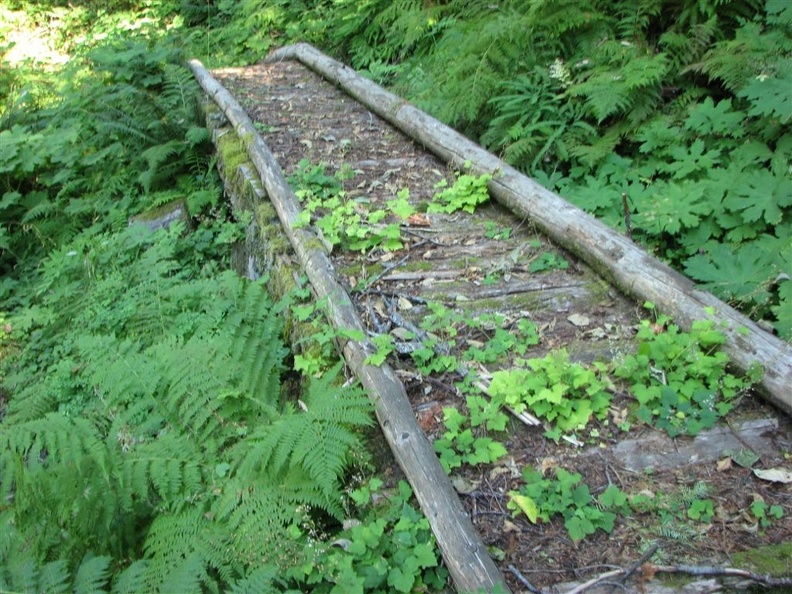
[190,48,792,594]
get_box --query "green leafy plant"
[750,496,785,529]
[427,171,492,214]
[289,479,448,593]
[528,251,569,273]
[508,467,629,543]
[484,221,512,240]
[488,350,612,437]
[433,403,508,472]
[629,480,725,541]
[614,304,759,437]
[291,161,415,253]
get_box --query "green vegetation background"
[0,0,790,592]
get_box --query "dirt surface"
[211,61,792,592]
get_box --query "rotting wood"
[265,42,792,417]
[188,58,511,594]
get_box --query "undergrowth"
[0,6,446,592]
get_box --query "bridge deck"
[192,52,792,593]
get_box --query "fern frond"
[111,559,149,594]
[72,555,112,594]
[235,364,371,516]
[211,478,299,568]
[142,507,209,592]
[157,552,207,594]
[35,559,72,594]
[229,566,281,594]
[119,432,204,513]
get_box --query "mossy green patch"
[732,542,792,576]
[216,130,250,177]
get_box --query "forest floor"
[211,60,792,593]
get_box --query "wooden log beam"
[188,58,511,594]
[266,43,792,417]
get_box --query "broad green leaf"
[738,62,792,123]
[412,542,438,568]
[684,243,774,302]
[565,515,595,542]
[772,281,792,339]
[633,180,709,235]
[508,492,539,523]
[388,567,414,593]
[684,98,744,137]
[723,169,792,225]
[599,485,628,509]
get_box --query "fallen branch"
[507,564,545,594]
[558,544,792,594]
[651,563,792,588]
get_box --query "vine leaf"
[723,169,792,225]
[683,97,744,136]
[738,62,792,124]
[685,243,774,302]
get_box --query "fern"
[236,363,372,517]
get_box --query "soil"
[210,60,792,593]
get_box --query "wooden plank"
[188,58,511,594]
[266,43,792,417]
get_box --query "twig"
[562,547,792,594]
[564,545,658,594]
[507,564,545,594]
[608,544,658,593]
[621,193,632,240]
[651,564,792,588]
[564,569,625,594]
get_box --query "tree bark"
[188,58,511,594]
[266,43,792,417]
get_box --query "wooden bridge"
[189,45,792,593]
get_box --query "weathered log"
[266,43,792,416]
[188,59,511,594]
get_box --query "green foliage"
[528,251,569,273]
[427,172,492,214]
[488,350,612,436]
[433,401,508,473]
[259,0,791,339]
[0,33,218,278]
[614,305,759,437]
[508,467,629,543]
[288,479,447,593]
[291,160,414,253]
[750,496,785,529]
[0,224,376,591]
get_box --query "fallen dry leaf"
[450,474,481,494]
[567,313,590,327]
[406,213,431,227]
[752,467,792,483]
[716,457,733,472]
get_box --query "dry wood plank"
[266,43,792,417]
[188,58,511,594]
